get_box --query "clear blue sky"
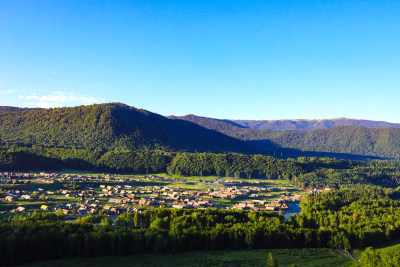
[1,0,400,122]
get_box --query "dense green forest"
[1,186,400,265]
[294,157,400,188]
[231,126,400,159]
[0,103,252,153]
[0,147,300,179]
[360,243,400,266]
[2,146,400,188]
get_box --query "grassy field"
[18,249,352,267]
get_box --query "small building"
[14,206,26,213]
[5,196,16,202]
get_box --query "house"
[293,195,303,201]
[110,207,125,214]
[13,206,26,213]
[62,209,71,215]
[109,198,123,204]
[139,199,150,205]
[5,196,15,202]
[66,203,76,209]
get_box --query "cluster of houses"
[1,172,312,216]
[140,175,186,182]
[0,172,60,183]
[3,187,52,202]
[0,172,128,184]
[98,184,220,210]
[232,195,303,211]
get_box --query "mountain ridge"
[230,117,400,130]
[171,114,400,130]
[0,103,253,154]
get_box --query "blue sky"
[1,0,400,122]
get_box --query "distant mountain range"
[170,114,400,159]
[231,118,400,130]
[170,115,400,131]
[0,106,40,112]
[1,104,400,159]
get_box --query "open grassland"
[18,249,352,267]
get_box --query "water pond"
[282,201,301,220]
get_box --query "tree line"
[2,147,400,188]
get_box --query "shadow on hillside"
[245,140,384,160]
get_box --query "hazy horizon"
[2,102,400,124]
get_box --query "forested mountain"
[168,114,244,132]
[0,103,252,153]
[172,114,400,159]
[227,126,400,159]
[2,104,400,159]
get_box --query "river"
[283,201,301,220]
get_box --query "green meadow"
[18,249,352,267]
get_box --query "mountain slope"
[168,114,245,132]
[227,126,400,158]
[0,103,253,153]
[171,114,400,158]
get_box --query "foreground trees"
[1,186,400,265]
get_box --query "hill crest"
[0,103,253,153]
[172,114,400,131]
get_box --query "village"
[0,172,330,218]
